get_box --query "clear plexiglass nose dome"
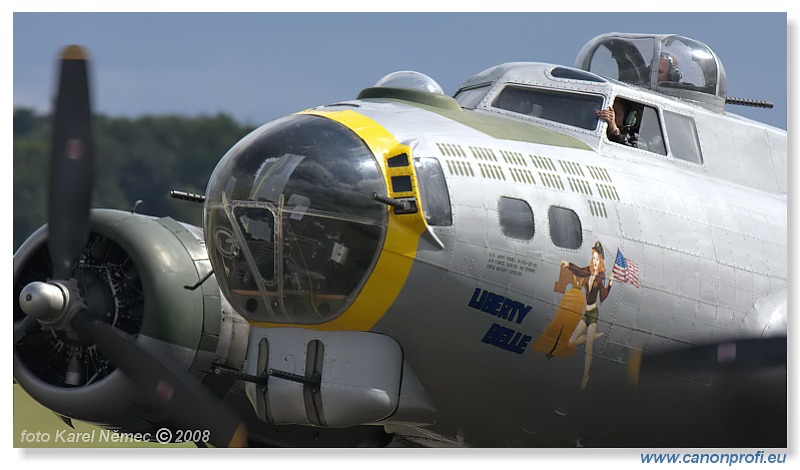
[203,114,388,324]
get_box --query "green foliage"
[13,108,255,251]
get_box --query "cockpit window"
[663,111,703,164]
[204,114,387,324]
[603,98,666,156]
[636,106,667,156]
[491,86,604,131]
[454,85,491,109]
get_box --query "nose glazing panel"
[204,114,387,324]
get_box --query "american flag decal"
[613,249,639,288]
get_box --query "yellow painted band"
[249,109,427,331]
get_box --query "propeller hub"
[19,280,84,331]
[19,281,67,322]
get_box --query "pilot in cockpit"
[595,99,638,147]
[658,52,682,83]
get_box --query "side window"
[413,158,452,226]
[637,106,667,156]
[663,111,703,164]
[453,85,491,109]
[498,197,534,240]
[607,98,666,156]
[549,206,582,249]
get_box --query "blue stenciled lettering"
[481,323,532,354]
[482,293,504,315]
[469,288,487,309]
[470,288,535,355]
[468,288,532,325]
[497,299,514,321]
[515,305,532,324]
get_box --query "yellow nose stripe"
[250,109,427,331]
[304,109,399,160]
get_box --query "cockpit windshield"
[204,114,387,324]
[491,85,604,131]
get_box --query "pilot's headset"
[623,109,638,128]
[660,52,682,82]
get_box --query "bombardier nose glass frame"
[204,115,387,324]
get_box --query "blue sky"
[11,12,789,129]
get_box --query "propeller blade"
[629,336,787,386]
[640,337,786,376]
[71,314,247,448]
[48,45,94,280]
[35,44,248,448]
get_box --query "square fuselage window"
[549,206,582,249]
[499,196,534,240]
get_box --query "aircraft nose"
[203,113,388,325]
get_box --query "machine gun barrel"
[725,96,774,109]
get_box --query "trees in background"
[13,108,254,250]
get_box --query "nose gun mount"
[371,192,418,214]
